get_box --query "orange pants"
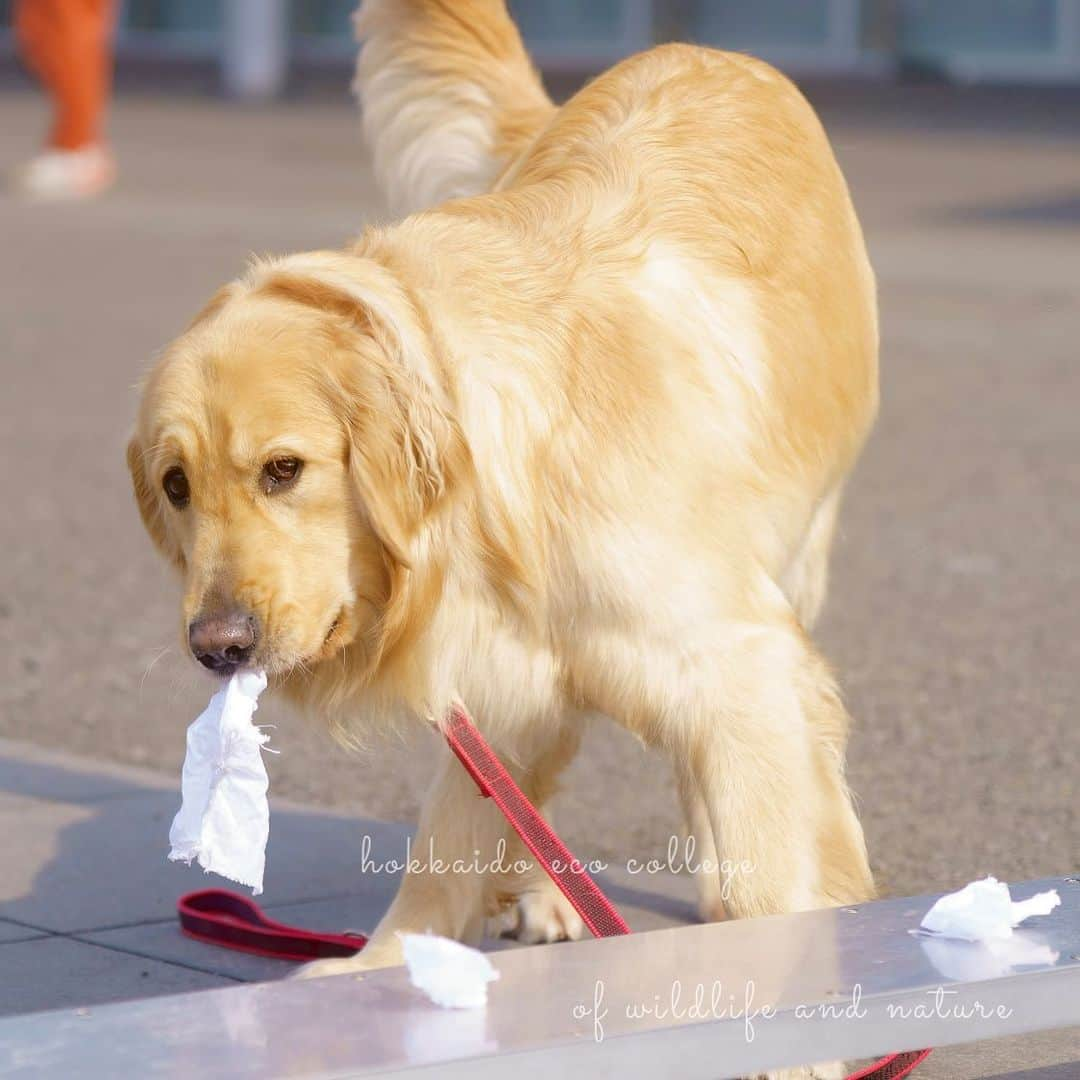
[15,0,116,151]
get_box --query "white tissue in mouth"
[168,670,270,895]
[919,876,1061,942]
[401,933,500,1009]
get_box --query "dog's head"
[127,251,470,692]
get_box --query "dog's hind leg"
[675,760,730,924]
[668,618,874,920]
[663,617,871,1080]
[576,595,874,925]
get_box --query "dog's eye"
[162,467,190,508]
[262,456,302,493]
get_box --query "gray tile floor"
[0,736,413,1013]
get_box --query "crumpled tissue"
[919,876,1060,942]
[168,670,271,895]
[401,933,500,1008]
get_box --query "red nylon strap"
[177,888,365,961]
[443,702,632,938]
[845,1049,933,1080]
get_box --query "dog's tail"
[354,0,555,217]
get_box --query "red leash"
[177,702,928,1079]
[443,702,631,937]
[178,889,366,961]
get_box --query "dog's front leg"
[671,622,875,920]
[294,746,505,978]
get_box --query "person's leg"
[12,0,116,198]
[43,0,115,151]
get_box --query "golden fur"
[129,0,878,984]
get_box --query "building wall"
[2,1,1079,85]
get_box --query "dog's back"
[355,6,877,628]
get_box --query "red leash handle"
[177,889,365,961]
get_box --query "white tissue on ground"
[401,933,500,1008]
[919,876,1061,942]
[168,669,271,895]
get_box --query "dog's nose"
[188,611,257,673]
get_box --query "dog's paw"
[490,880,586,945]
[697,892,730,924]
[290,941,404,980]
[291,956,367,981]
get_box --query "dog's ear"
[345,355,472,567]
[256,256,472,567]
[124,284,233,566]
[126,435,184,570]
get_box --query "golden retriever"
[128,0,878,988]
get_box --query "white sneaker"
[11,145,116,201]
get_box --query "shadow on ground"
[0,739,698,1018]
[0,742,405,1016]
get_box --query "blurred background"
[0,1,1077,904]
[4,1,1080,93]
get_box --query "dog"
[128,0,878,988]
